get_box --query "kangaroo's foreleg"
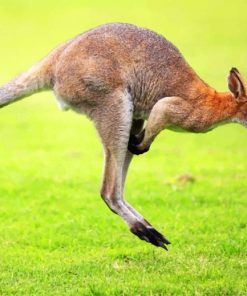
[95,91,170,249]
[129,96,188,155]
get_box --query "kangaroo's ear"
[228,67,247,100]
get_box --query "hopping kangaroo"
[1,23,247,250]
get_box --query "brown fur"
[0,23,246,249]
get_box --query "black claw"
[148,227,171,245]
[128,142,150,155]
[161,244,168,251]
[128,146,149,155]
[129,134,141,146]
[128,133,150,155]
[130,221,170,250]
[128,145,149,155]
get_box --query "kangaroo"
[1,23,247,250]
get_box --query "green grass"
[0,0,247,295]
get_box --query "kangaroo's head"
[228,68,247,127]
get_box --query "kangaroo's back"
[0,23,203,114]
[53,23,203,116]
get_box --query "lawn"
[0,0,247,295]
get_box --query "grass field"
[0,0,247,295]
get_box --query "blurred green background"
[0,1,246,295]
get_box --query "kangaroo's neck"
[184,80,238,132]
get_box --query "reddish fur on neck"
[205,91,237,122]
[183,81,239,131]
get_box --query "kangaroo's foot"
[128,133,150,155]
[130,220,171,250]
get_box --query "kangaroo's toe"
[130,221,171,250]
[128,135,150,155]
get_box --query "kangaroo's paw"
[130,221,171,250]
[128,134,150,155]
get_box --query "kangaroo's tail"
[0,57,54,108]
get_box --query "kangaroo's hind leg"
[122,119,144,187]
[122,119,147,220]
[93,89,170,249]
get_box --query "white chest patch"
[54,94,70,111]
